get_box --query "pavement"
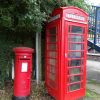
[87,82,100,94]
[86,60,100,95]
[87,60,100,83]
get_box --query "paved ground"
[87,60,100,83]
[87,60,100,95]
[87,83,100,94]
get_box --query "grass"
[85,80,100,99]
[86,89,99,98]
[85,89,100,100]
[0,81,53,100]
[0,81,100,100]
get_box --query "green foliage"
[0,0,89,33]
[0,32,34,89]
[67,0,90,12]
[86,90,92,97]
[40,0,67,15]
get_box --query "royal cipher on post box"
[13,47,34,100]
[45,6,88,100]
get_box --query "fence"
[89,6,100,45]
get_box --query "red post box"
[13,47,34,100]
[45,6,88,100]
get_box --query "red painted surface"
[45,6,88,100]
[13,47,34,97]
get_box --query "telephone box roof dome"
[52,6,88,16]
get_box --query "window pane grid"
[67,25,84,92]
[47,26,57,89]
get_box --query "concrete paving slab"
[87,60,100,83]
[87,83,100,94]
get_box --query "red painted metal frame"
[45,6,88,100]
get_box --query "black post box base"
[12,95,30,100]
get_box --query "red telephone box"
[45,6,88,100]
[13,47,34,100]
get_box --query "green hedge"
[0,32,34,89]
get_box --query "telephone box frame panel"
[45,18,61,98]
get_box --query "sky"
[85,0,100,6]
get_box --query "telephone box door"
[65,22,87,99]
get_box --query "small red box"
[13,47,34,100]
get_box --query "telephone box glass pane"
[48,44,56,50]
[69,76,81,83]
[50,65,55,74]
[49,59,56,66]
[48,36,57,43]
[68,59,81,66]
[69,68,81,74]
[68,44,84,50]
[49,27,56,34]
[68,52,84,58]
[49,52,56,58]
[68,35,84,42]
[71,26,83,34]
[49,73,55,81]
[69,84,80,91]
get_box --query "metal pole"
[94,6,98,45]
[36,33,39,84]
[12,59,14,79]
